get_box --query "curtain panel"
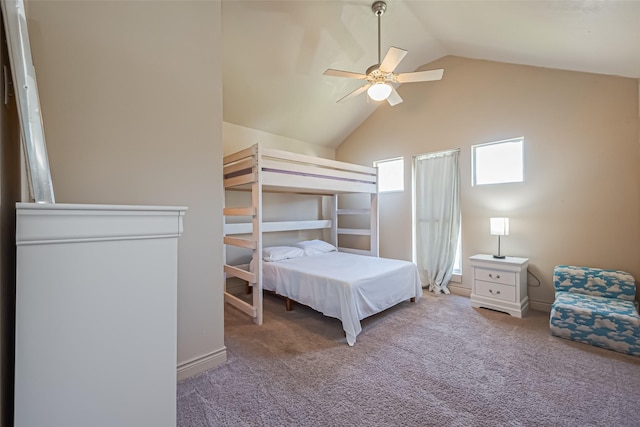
[414,150,461,294]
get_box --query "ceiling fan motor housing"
[372,1,386,16]
[366,64,380,75]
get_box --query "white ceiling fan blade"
[323,69,367,79]
[337,83,371,103]
[386,87,403,106]
[379,47,408,73]
[396,68,444,83]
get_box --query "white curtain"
[414,150,460,294]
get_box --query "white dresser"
[15,203,186,427]
[469,254,529,317]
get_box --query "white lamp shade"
[490,217,509,236]
[367,82,392,101]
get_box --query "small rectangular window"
[472,137,524,186]
[374,157,404,193]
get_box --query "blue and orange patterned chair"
[549,265,640,356]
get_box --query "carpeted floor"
[177,292,640,427]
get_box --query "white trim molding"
[177,347,228,381]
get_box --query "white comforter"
[262,252,422,345]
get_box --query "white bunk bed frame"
[223,143,379,325]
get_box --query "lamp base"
[493,254,506,259]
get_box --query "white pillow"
[295,240,337,256]
[262,246,304,262]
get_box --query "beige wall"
[224,122,335,158]
[336,56,640,309]
[25,0,225,378]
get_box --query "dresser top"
[469,253,529,266]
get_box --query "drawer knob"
[489,289,501,295]
[488,273,501,279]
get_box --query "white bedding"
[262,251,422,345]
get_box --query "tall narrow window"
[472,137,524,186]
[374,157,404,193]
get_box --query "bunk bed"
[223,143,422,345]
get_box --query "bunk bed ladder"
[333,193,379,257]
[223,145,264,325]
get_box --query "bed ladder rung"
[338,247,373,256]
[223,207,255,216]
[224,292,257,318]
[223,157,255,176]
[224,173,257,188]
[223,145,257,165]
[337,208,370,215]
[224,264,256,284]
[337,228,371,236]
[224,236,257,249]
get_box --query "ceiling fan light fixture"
[323,0,443,106]
[367,82,392,101]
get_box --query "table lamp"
[490,217,509,259]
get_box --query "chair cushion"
[550,291,640,356]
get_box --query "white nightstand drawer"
[475,268,516,286]
[474,280,516,302]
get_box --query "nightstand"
[469,254,529,317]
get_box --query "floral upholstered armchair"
[549,265,640,356]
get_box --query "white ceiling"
[223,0,640,148]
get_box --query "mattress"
[262,251,422,345]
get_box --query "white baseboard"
[529,299,552,313]
[448,285,552,314]
[448,284,471,297]
[177,347,227,381]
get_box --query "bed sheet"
[262,252,422,345]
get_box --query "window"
[472,137,524,186]
[374,157,404,192]
[453,228,462,275]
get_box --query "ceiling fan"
[323,0,444,106]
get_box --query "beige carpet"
[177,291,640,426]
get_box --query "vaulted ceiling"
[222,0,640,148]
